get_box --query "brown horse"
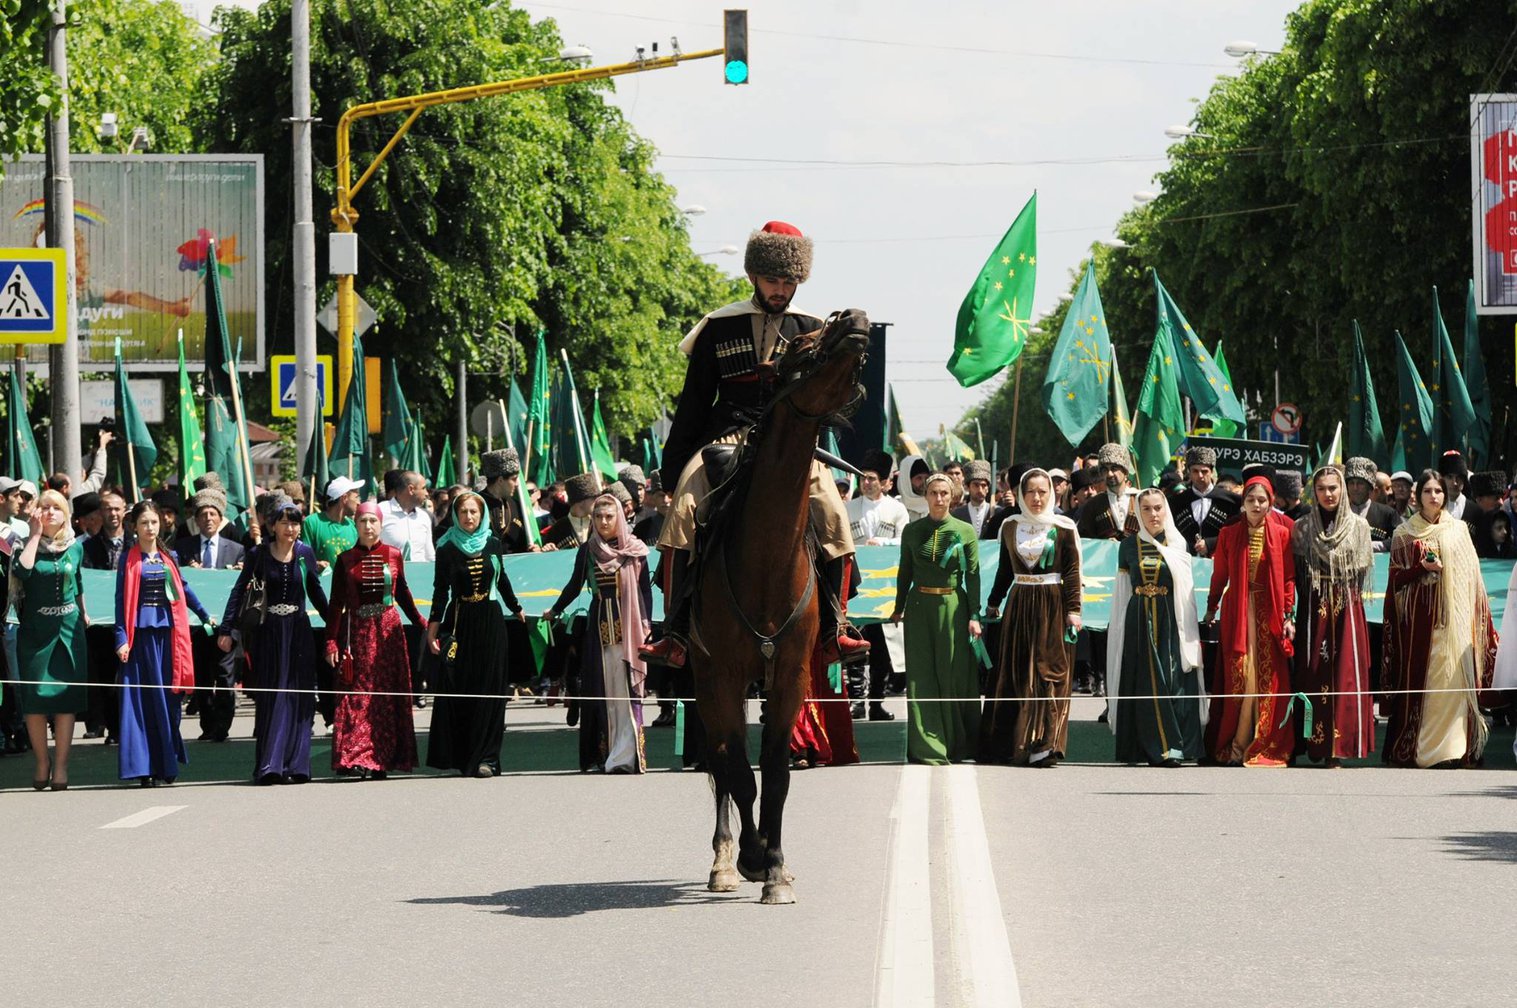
[688,309,869,905]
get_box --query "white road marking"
[101,806,187,830]
[945,765,1022,1008]
[875,765,936,1008]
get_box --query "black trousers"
[85,625,120,737]
[192,629,236,740]
[848,623,894,702]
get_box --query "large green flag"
[497,394,543,549]
[1042,261,1112,447]
[435,435,456,489]
[176,331,206,491]
[113,336,157,496]
[1110,346,1134,451]
[1152,272,1245,425]
[948,192,1036,387]
[1207,343,1242,438]
[942,428,976,461]
[589,390,619,482]
[5,367,42,484]
[1347,321,1388,464]
[528,331,553,486]
[1429,286,1476,459]
[403,415,431,480]
[330,331,373,488]
[381,358,413,464]
[202,241,251,518]
[300,416,329,499]
[507,378,530,458]
[1132,326,1184,487]
[1393,330,1435,474]
[1463,279,1491,464]
[555,354,595,479]
[884,383,905,454]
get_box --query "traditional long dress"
[220,542,331,783]
[14,539,88,715]
[1108,533,1204,764]
[1382,514,1496,768]
[1292,507,1375,762]
[1205,514,1297,766]
[427,539,522,775]
[551,542,652,773]
[114,549,211,782]
[327,542,424,774]
[894,514,981,765]
[980,518,1082,765]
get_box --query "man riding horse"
[641,220,869,670]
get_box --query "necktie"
[203,538,214,569]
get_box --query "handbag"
[237,569,267,633]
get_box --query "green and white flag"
[948,193,1036,387]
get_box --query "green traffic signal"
[724,59,749,85]
[724,9,748,86]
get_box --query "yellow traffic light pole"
[330,46,724,403]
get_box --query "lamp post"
[1164,125,1214,140]
[696,245,740,257]
[1223,41,1281,58]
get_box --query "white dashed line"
[101,805,187,829]
[875,765,935,1007]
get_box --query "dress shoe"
[868,703,896,722]
[650,709,676,728]
[474,763,495,778]
[370,770,388,780]
[849,702,866,720]
[413,697,428,710]
[82,728,104,740]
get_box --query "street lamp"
[697,245,740,256]
[1098,238,1130,250]
[1164,125,1214,140]
[1223,41,1280,58]
[558,45,594,66]
[681,204,707,217]
[1133,190,1158,204]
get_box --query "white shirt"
[379,497,435,562]
[197,534,225,569]
[1447,494,1467,520]
[1188,486,1214,529]
[1108,490,1132,530]
[965,499,992,537]
[847,494,910,546]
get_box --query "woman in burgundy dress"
[325,501,426,779]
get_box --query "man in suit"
[1342,457,1399,553]
[1074,443,1140,541]
[81,490,133,742]
[175,489,245,741]
[949,459,1005,540]
[1169,445,1241,557]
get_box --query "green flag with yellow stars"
[1393,330,1435,474]
[1463,279,1491,465]
[1041,261,1111,447]
[1152,272,1245,425]
[1207,343,1242,438]
[176,330,206,491]
[1110,345,1133,451]
[5,366,43,485]
[1347,321,1388,465]
[1132,325,1184,487]
[114,336,158,496]
[948,193,1036,387]
[1428,285,1476,461]
[941,427,976,462]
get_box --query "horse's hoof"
[707,869,742,892]
[760,882,795,905]
[736,858,766,884]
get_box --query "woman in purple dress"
[218,496,331,785]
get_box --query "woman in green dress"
[12,489,90,790]
[891,473,982,765]
[1106,488,1205,766]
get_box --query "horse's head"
[769,308,870,424]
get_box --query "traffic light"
[724,9,748,85]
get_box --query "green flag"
[330,331,373,488]
[641,436,658,478]
[202,240,250,519]
[528,331,553,485]
[113,336,158,496]
[1463,279,1491,464]
[435,435,456,489]
[942,428,976,461]
[381,358,413,463]
[507,378,530,457]
[555,353,595,479]
[497,393,542,549]
[176,331,206,491]
[589,390,619,482]
[5,367,42,484]
[1042,262,1112,447]
[1347,321,1388,464]
[1429,286,1476,459]
[948,192,1036,387]
[301,415,329,498]
[1111,346,1133,451]
[402,415,431,480]
[884,383,905,454]
[1393,330,1435,474]
[1131,325,1184,488]
[1152,272,1245,425]
[822,427,852,494]
[1207,343,1242,438]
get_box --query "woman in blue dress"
[114,501,214,786]
[218,496,331,785]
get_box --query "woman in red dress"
[324,501,427,778]
[1203,474,1297,766]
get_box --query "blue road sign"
[1258,422,1301,445]
[270,354,334,417]
[0,248,66,343]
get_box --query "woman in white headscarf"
[1107,488,1205,766]
[980,468,1082,766]
[897,454,930,521]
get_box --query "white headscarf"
[1106,488,1205,737]
[1013,467,1077,531]
[898,454,929,519]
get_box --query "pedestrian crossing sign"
[270,354,334,417]
[0,248,67,344]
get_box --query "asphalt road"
[4,700,1515,1007]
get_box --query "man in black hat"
[1438,451,1471,519]
[1066,465,1103,512]
[1075,443,1140,540]
[1343,457,1398,552]
[1170,445,1240,557]
[481,448,535,553]
[542,473,601,551]
[643,220,869,669]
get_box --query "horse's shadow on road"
[1441,831,1517,863]
[406,880,740,917]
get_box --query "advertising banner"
[1471,94,1517,314]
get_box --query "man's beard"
[754,289,792,314]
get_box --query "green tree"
[0,0,58,178]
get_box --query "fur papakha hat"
[860,449,894,481]
[1183,445,1217,469]
[617,464,646,487]
[605,481,634,507]
[481,448,519,480]
[564,472,600,505]
[1096,443,1131,472]
[744,220,813,283]
[1469,470,1507,499]
[1343,457,1378,483]
[191,489,226,516]
[1437,451,1469,480]
[193,472,225,493]
[1069,466,1103,492]
[963,459,993,484]
[1275,469,1303,500]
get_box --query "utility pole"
[456,357,468,485]
[290,0,319,463]
[46,0,81,481]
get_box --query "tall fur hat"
[564,472,600,505]
[605,481,634,507]
[744,221,813,283]
[617,464,646,488]
[860,449,894,481]
[1275,469,1303,500]
[193,472,224,493]
[1343,457,1378,483]
[1183,445,1217,469]
[1096,443,1131,472]
[1469,470,1507,499]
[481,448,519,480]
[646,470,663,494]
[1437,451,1469,480]
[963,459,993,484]
[1069,466,1103,492]
[191,489,226,516]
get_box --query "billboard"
[1471,95,1517,315]
[0,154,264,369]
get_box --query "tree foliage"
[0,0,62,175]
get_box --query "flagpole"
[1009,357,1024,460]
[230,335,258,517]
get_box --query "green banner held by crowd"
[1132,314,1183,487]
[5,365,42,485]
[1430,285,1476,463]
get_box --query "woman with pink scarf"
[544,493,653,773]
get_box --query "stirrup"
[639,636,688,669]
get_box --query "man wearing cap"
[949,459,1006,540]
[645,220,869,668]
[1075,443,1140,540]
[1067,466,1103,512]
[1463,470,1509,556]
[480,448,535,553]
[0,477,29,545]
[1388,470,1414,518]
[1170,445,1240,557]
[172,490,245,740]
[542,473,601,551]
[1438,451,1471,519]
[303,476,361,568]
[1342,457,1398,552]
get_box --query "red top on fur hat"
[761,220,803,236]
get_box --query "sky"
[191,0,1298,442]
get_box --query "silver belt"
[1014,573,1061,586]
[355,603,389,619]
[267,603,300,616]
[37,603,77,617]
